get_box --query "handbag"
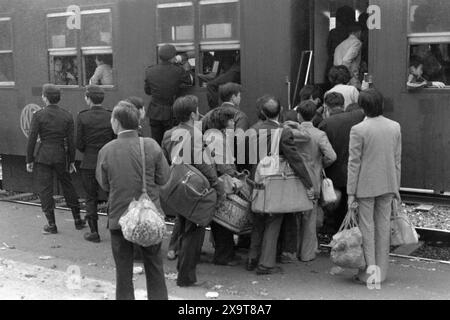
[160,162,217,227]
[390,198,419,246]
[119,138,166,247]
[213,194,253,235]
[321,170,338,205]
[251,129,313,214]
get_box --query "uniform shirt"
[26,105,76,165]
[89,64,113,85]
[144,61,192,121]
[76,105,115,170]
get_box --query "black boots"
[72,207,86,230]
[43,211,58,234]
[84,218,100,243]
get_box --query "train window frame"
[46,7,115,89]
[156,0,241,89]
[407,0,450,91]
[0,16,15,87]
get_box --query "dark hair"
[86,92,104,104]
[209,107,235,131]
[46,93,60,104]
[324,92,345,109]
[96,54,112,65]
[260,95,281,119]
[328,65,351,85]
[409,55,424,68]
[346,103,361,112]
[219,82,241,103]
[173,95,198,123]
[348,22,362,34]
[299,85,323,102]
[112,101,140,130]
[125,96,144,110]
[336,6,355,27]
[298,100,317,121]
[42,84,61,104]
[256,96,268,121]
[358,89,384,117]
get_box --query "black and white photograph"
[0,0,449,305]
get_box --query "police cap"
[85,85,105,97]
[158,44,177,62]
[42,83,60,96]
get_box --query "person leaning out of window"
[90,55,113,86]
[347,89,402,285]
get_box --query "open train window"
[407,0,450,89]
[0,17,15,86]
[46,8,114,87]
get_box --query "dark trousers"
[110,229,168,300]
[149,119,173,146]
[177,216,205,286]
[324,187,348,233]
[35,162,79,214]
[278,213,298,255]
[81,169,99,221]
[211,222,235,264]
[168,215,182,253]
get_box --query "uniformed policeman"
[144,44,192,145]
[76,85,115,242]
[26,84,85,234]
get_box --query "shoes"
[43,224,58,234]
[74,218,86,230]
[279,252,297,264]
[352,275,366,285]
[214,258,241,266]
[84,232,100,243]
[177,281,207,288]
[167,250,177,261]
[246,259,258,271]
[256,265,283,275]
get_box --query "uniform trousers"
[249,213,284,268]
[177,216,205,286]
[110,229,168,300]
[35,162,79,213]
[357,193,394,283]
[81,169,99,221]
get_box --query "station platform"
[0,201,449,300]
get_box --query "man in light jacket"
[96,101,170,300]
[347,89,402,285]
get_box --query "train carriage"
[0,0,449,196]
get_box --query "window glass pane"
[0,19,12,51]
[49,55,79,85]
[409,44,450,86]
[47,16,77,48]
[0,53,14,82]
[409,0,450,33]
[84,54,113,85]
[200,0,239,41]
[81,12,112,47]
[157,1,194,43]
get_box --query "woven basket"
[213,194,253,235]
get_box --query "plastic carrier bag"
[330,207,366,269]
[119,138,166,247]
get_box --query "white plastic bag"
[321,170,338,205]
[330,208,366,269]
[119,193,166,247]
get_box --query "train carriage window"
[408,0,450,88]
[0,17,14,85]
[49,54,79,86]
[199,0,239,41]
[82,52,113,86]
[157,1,195,43]
[47,13,77,49]
[81,9,112,47]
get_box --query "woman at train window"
[89,55,113,86]
[347,89,402,285]
[326,65,359,111]
[53,58,77,86]
[204,107,242,267]
[407,55,445,89]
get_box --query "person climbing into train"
[76,85,115,243]
[26,84,85,234]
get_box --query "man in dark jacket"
[161,95,225,287]
[145,44,192,145]
[26,84,85,234]
[206,56,241,109]
[96,101,170,300]
[76,85,115,242]
[248,95,315,275]
[318,92,365,233]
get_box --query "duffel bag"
[160,163,217,227]
[214,194,253,235]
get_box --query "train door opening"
[312,0,370,91]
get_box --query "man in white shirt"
[90,55,113,85]
[334,23,362,88]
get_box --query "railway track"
[1,192,449,265]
